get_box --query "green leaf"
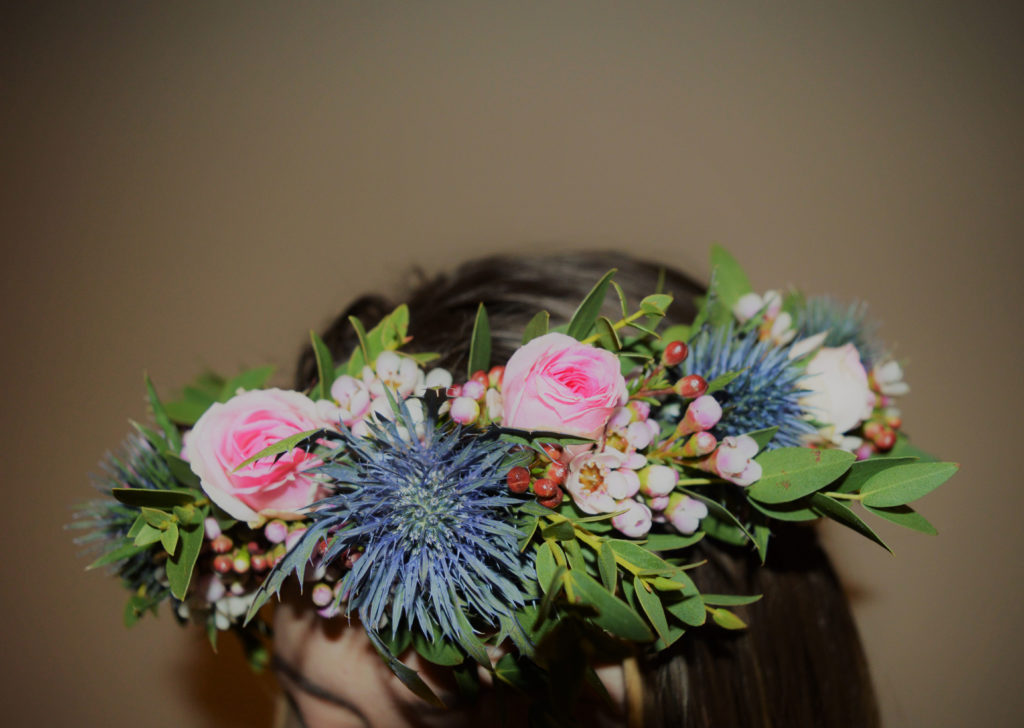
[535,565,567,628]
[606,540,675,575]
[753,523,770,563]
[347,316,371,371]
[563,539,587,572]
[653,324,691,350]
[833,456,918,494]
[809,493,891,552]
[666,594,706,627]
[163,453,201,488]
[748,448,855,504]
[566,571,654,642]
[522,311,550,344]
[234,427,324,470]
[413,632,466,667]
[595,316,622,350]
[133,523,163,547]
[160,522,179,554]
[141,506,172,529]
[166,523,203,599]
[467,303,491,378]
[310,331,335,401]
[706,369,744,395]
[567,269,617,340]
[634,576,671,642]
[220,365,275,399]
[702,593,763,607]
[653,623,687,651]
[145,374,182,451]
[860,462,959,508]
[640,294,672,317]
[708,245,754,327]
[598,543,618,594]
[112,487,197,508]
[540,518,575,543]
[640,532,704,552]
[535,541,558,593]
[366,630,444,708]
[681,490,754,545]
[610,280,629,318]
[863,503,938,535]
[749,497,818,522]
[87,542,147,570]
[711,607,747,630]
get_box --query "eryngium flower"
[682,325,815,448]
[71,433,176,602]
[264,397,533,651]
[796,297,883,366]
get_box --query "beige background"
[3,2,1022,726]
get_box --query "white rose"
[800,344,875,436]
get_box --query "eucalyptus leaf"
[860,462,959,508]
[467,303,492,378]
[634,576,671,642]
[863,503,938,535]
[833,456,918,494]
[708,245,754,327]
[566,571,654,642]
[160,522,179,554]
[748,448,854,504]
[541,520,575,541]
[809,493,891,552]
[640,531,704,552]
[112,487,196,508]
[666,594,706,627]
[522,311,550,344]
[640,294,672,317]
[567,269,617,340]
[607,540,674,574]
[701,593,763,607]
[166,523,203,599]
[310,330,335,401]
[535,542,558,595]
[366,629,444,708]
[598,543,618,594]
[413,632,466,667]
[596,316,622,350]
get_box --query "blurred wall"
[3,2,1022,726]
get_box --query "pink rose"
[189,389,324,522]
[501,333,627,440]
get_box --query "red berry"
[507,466,531,493]
[210,534,234,554]
[488,365,505,387]
[471,370,490,389]
[885,413,903,430]
[873,426,896,452]
[446,384,462,398]
[863,421,883,441]
[212,554,233,574]
[250,554,268,572]
[662,340,689,367]
[674,374,708,399]
[537,486,564,508]
[533,478,557,498]
[540,442,564,461]
[545,462,567,484]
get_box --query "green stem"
[580,310,647,345]
[821,491,863,501]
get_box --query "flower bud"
[676,395,722,437]
[311,582,334,607]
[488,365,505,388]
[674,374,708,399]
[264,520,288,545]
[638,464,679,497]
[203,517,221,541]
[461,379,486,401]
[611,499,653,538]
[665,493,708,535]
[449,397,480,425]
[232,549,251,574]
[680,431,717,458]
[662,340,689,367]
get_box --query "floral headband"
[74,247,957,720]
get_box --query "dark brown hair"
[295,252,879,728]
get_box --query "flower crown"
[75,246,957,718]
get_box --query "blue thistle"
[682,325,815,448]
[261,396,534,653]
[71,433,176,603]
[796,296,883,366]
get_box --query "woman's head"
[281,251,878,727]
